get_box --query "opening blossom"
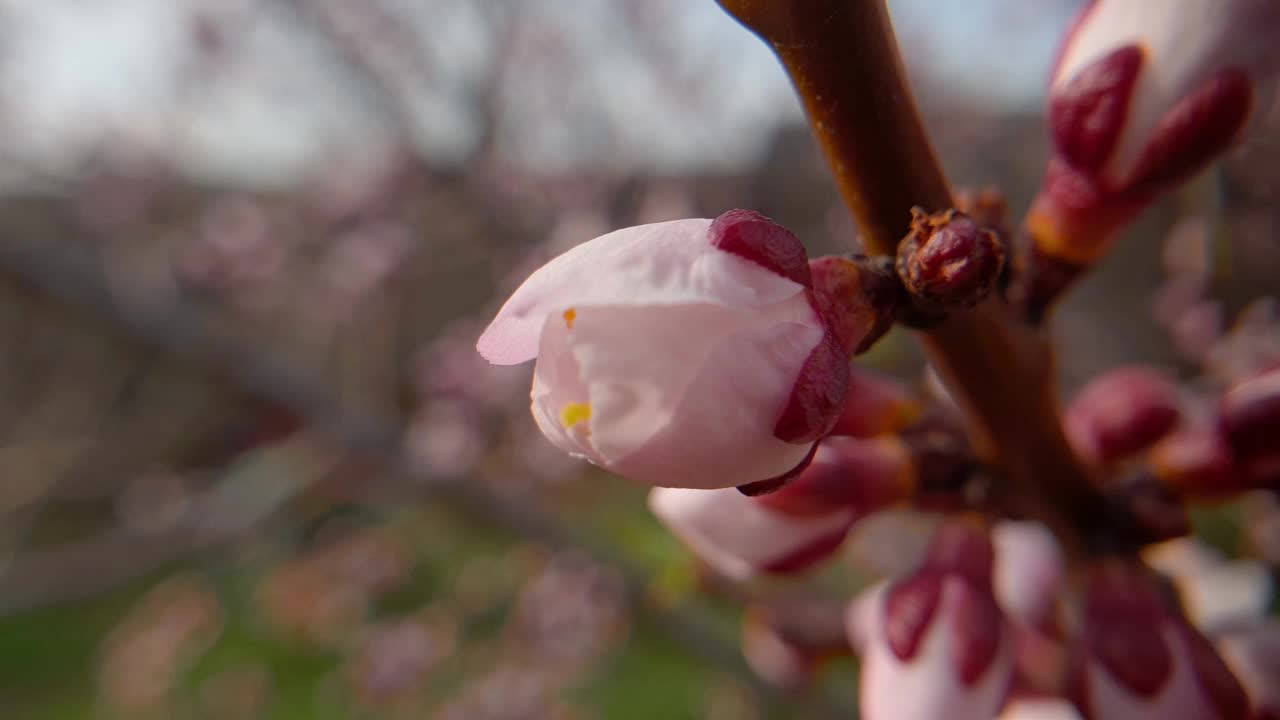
[477,210,876,489]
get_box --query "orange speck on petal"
[563,308,576,328]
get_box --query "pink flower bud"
[992,521,1066,632]
[1029,0,1280,266]
[896,208,1005,318]
[752,436,913,518]
[1064,366,1182,465]
[859,521,1013,720]
[1053,1,1277,189]
[647,485,854,580]
[845,581,888,655]
[1067,561,1248,720]
[478,211,856,489]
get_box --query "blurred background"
[0,0,1277,718]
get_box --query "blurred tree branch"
[0,231,850,717]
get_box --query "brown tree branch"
[713,0,949,254]
[716,0,1108,558]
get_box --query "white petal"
[647,487,853,581]
[477,218,806,365]
[993,521,1065,629]
[569,296,821,489]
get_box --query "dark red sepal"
[1050,45,1145,176]
[1128,68,1253,194]
[884,573,942,663]
[948,580,1004,686]
[754,436,911,518]
[773,312,849,444]
[736,441,820,497]
[1078,563,1173,699]
[922,519,996,586]
[709,209,812,287]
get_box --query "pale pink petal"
[647,487,853,581]
[1072,566,1248,720]
[559,297,821,488]
[477,218,806,365]
[993,521,1065,630]
[529,315,597,461]
[1216,621,1280,718]
[1083,627,1229,719]
[860,577,1013,720]
[997,698,1083,720]
[844,581,888,654]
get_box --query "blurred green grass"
[0,491,855,720]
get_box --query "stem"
[717,0,1107,557]
[716,0,948,254]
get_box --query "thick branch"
[714,0,949,254]
[717,0,1107,557]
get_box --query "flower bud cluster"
[469,7,1280,714]
[847,522,1278,720]
[1014,0,1280,320]
[1150,366,1280,497]
[1058,363,1280,548]
[1066,560,1249,720]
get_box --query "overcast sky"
[0,0,1077,189]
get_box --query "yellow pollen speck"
[563,308,576,328]
[560,402,591,429]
